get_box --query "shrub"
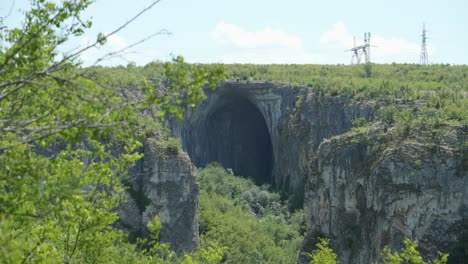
[157,137,182,156]
[352,117,371,128]
[396,110,414,136]
[382,106,398,125]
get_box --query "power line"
[420,23,429,65]
[0,0,15,52]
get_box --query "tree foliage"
[0,1,224,263]
[304,238,448,264]
[198,164,306,263]
[1,1,462,263]
[381,239,448,264]
[308,239,339,264]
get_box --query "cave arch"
[203,92,274,184]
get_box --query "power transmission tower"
[350,37,360,64]
[346,32,371,65]
[420,23,429,65]
[362,32,371,63]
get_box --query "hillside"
[88,63,467,126]
[87,62,467,263]
[3,1,466,263]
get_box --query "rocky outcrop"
[116,137,199,254]
[170,81,377,205]
[301,124,467,263]
[166,80,466,262]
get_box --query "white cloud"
[212,22,302,49]
[320,21,353,47]
[320,22,432,63]
[77,33,159,66]
[211,22,319,64]
[106,34,128,50]
[371,36,420,56]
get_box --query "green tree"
[181,244,227,264]
[382,239,448,264]
[304,238,448,264]
[197,164,305,263]
[0,0,224,263]
[308,239,339,264]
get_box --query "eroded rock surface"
[116,138,199,254]
[171,81,376,204]
[152,80,465,262]
[301,124,467,263]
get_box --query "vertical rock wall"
[164,80,466,262]
[301,124,467,263]
[170,81,376,203]
[116,137,199,254]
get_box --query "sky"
[1,0,468,66]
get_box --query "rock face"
[167,80,466,262]
[170,81,376,204]
[301,124,467,263]
[116,137,199,254]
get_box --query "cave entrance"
[204,93,273,185]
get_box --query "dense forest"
[1,0,466,263]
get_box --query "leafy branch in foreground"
[0,0,224,263]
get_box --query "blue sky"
[2,0,468,65]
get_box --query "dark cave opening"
[204,93,273,185]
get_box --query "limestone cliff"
[116,137,199,254]
[301,124,467,263]
[170,81,376,205]
[166,80,466,262]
